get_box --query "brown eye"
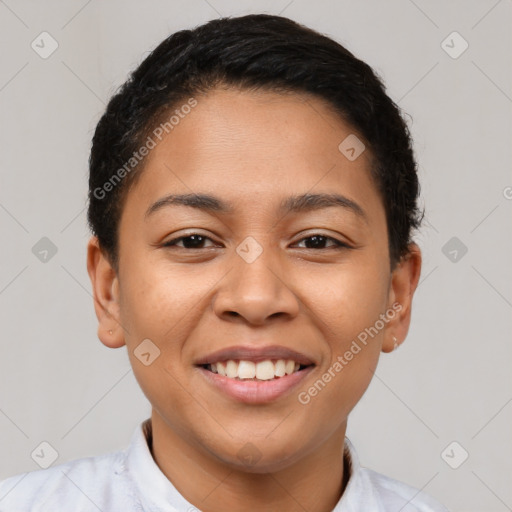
[294,235,349,250]
[163,234,217,249]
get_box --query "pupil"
[306,235,325,249]
[184,235,204,248]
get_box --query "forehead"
[121,87,385,226]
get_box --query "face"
[88,87,421,473]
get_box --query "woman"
[0,13,448,511]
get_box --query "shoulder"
[0,449,134,512]
[340,439,450,512]
[356,467,450,512]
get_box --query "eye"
[293,234,349,250]
[162,233,218,249]
[162,233,350,251]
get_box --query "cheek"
[306,256,389,339]
[118,259,211,387]
[304,256,388,387]
[118,259,192,342]
[298,281,384,424]
[118,264,198,421]
[315,348,381,424]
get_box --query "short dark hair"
[88,13,423,271]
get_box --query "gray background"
[0,1,511,511]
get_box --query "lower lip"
[197,366,315,404]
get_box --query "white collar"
[119,419,195,511]
[119,419,378,512]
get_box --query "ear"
[382,242,422,353]
[86,236,125,348]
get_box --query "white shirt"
[0,419,449,511]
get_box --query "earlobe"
[382,243,422,353]
[86,236,126,349]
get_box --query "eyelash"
[162,233,350,250]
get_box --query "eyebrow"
[145,192,368,223]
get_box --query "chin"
[211,437,309,474]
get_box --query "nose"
[212,244,300,326]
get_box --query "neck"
[146,413,350,512]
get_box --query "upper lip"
[195,345,316,366]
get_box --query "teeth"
[225,360,238,378]
[208,359,305,380]
[217,361,226,376]
[255,360,275,380]
[275,359,286,377]
[238,360,256,379]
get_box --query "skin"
[87,87,421,512]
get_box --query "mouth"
[201,359,313,381]
[194,345,316,403]
[199,359,312,381]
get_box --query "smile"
[203,359,310,381]
[194,344,316,403]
